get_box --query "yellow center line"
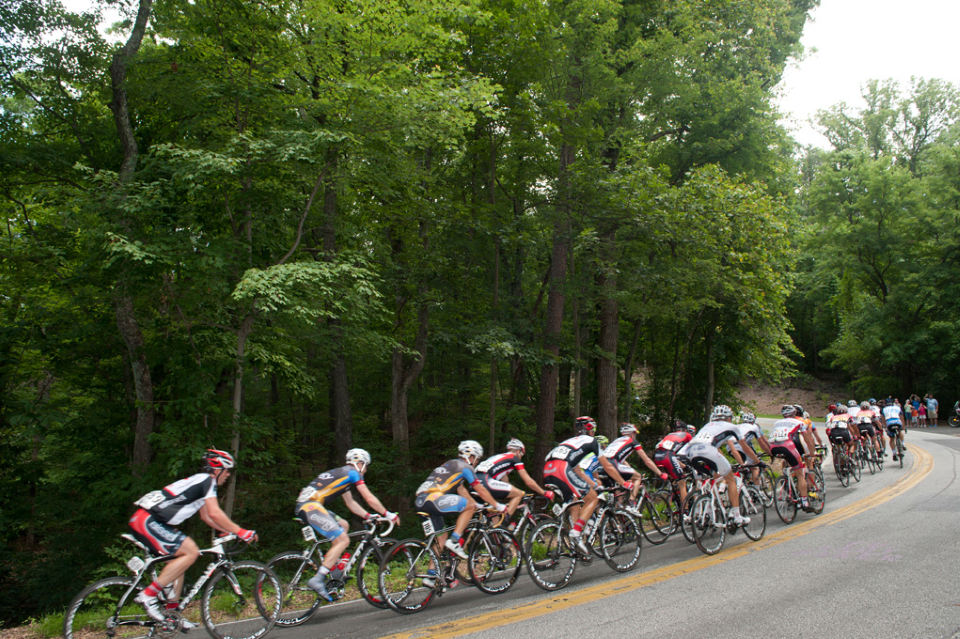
[378,444,934,639]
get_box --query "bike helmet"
[686,425,697,435]
[868,398,876,404]
[794,404,804,415]
[506,437,525,453]
[828,404,836,413]
[876,399,886,408]
[458,440,484,461]
[345,448,371,468]
[710,405,734,421]
[673,420,688,432]
[595,435,609,449]
[740,412,756,424]
[574,416,597,435]
[847,400,857,408]
[781,405,798,418]
[620,423,638,435]
[203,449,235,470]
[859,401,870,410]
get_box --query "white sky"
[775,0,960,148]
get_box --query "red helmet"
[203,449,235,470]
[574,416,597,435]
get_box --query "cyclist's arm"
[516,466,547,496]
[342,488,377,519]
[199,497,246,536]
[469,481,504,511]
[572,464,599,491]
[739,439,761,464]
[757,435,773,456]
[635,448,664,476]
[725,440,745,465]
[801,429,816,454]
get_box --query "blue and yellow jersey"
[416,459,479,496]
[296,466,364,505]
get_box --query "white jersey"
[679,421,744,456]
[135,473,217,526]
[882,405,903,425]
[846,405,859,418]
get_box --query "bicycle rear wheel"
[266,551,322,627]
[864,447,876,475]
[356,542,392,609]
[201,561,281,639]
[850,452,862,482]
[64,577,161,639]
[774,476,797,524]
[680,492,700,544]
[691,495,725,556]
[834,450,850,487]
[808,472,825,515]
[897,439,905,468]
[468,528,521,594]
[740,486,767,541]
[639,493,674,545]
[524,520,576,591]
[598,510,642,572]
[377,539,437,615]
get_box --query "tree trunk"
[596,224,618,438]
[704,329,715,423]
[621,318,642,421]
[115,295,155,471]
[223,313,254,518]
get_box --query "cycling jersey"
[416,459,481,495]
[734,423,764,456]
[654,431,692,480]
[476,451,525,480]
[655,431,692,453]
[882,405,904,426]
[545,435,600,467]
[296,466,364,505]
[601,435,646,465]
[769,417,806,443]
[681,421,746,451]
[828,413,850,430]
[135,473,217,526]
[678,421,746,477]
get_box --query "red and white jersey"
[601,436,645,465]
[769,417,806,443]
[546,435,600,467]
[136,473,217,526]
[476,451,524,481]
[828,412,850,430]
[856,408,877,425]
[656,431,692,453]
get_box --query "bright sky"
[776,0,960,148]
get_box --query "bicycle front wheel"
[774,476,797,524]
[356,542,391,609]
[639,493,674,545]
[680,492,700,544]
[691,495,725,556]
[64,577,158,639]
[201,561,281,639]
[266,551,322,627]
[524,521,576,591]
[598,510,642,572]
[378,539,436,615]
[468,528,522,594]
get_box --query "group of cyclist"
[127,396,911,621]
[824,398,907,463]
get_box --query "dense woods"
[3,0,958,627]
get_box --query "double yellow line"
[378,444,934,639]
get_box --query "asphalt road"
[273,429,960,639]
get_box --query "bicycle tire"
[468,528,521,594]
[949,415,960,428]
[864,447,876,475]
[356,541,392,609]
[524,520,577,591]
[201,561,281,639]
[515,513,552,551]
[639,492,674,545]
[680,491,700,544]
[850,451,862,482]
[898,439,905,469]
[266,551,322,627]
[691,495,725,556]
[377,539,436,615]
[773,476,797,524]
[64,576,162,639]
[809,472,826,515]
[740,486,767,541]
[834,450,850,487]
[598,509,642,572]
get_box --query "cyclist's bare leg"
[505,487,524,518]
[577,488,600,525]
[321,519,350,569]
[793,466,808,497]
[722,471,740,509]
[155,537,199,589]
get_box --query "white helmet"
[345,448,371,468]
[458,440,484,461]
[711,405,734,421]
[740,412,756,424]
[620,423,638,435]
[506,438,525,453]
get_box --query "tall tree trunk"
[391,297,429,453]
[596,224,618,438]
[223,313,254,517]
[108,0,155,473]
[621,318,642,421]
[488,131,499,454]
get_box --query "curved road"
[275,429,960,639]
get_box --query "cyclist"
[856,400,884,459]
[678,405,757,526]
[769,405,817,512]
[414,440,506,563]
[880,399,906,461]
[295,448,400,601]
[654,422,695,503]
[735,412,773,486]
[542,416,602,554]
[826,403,857,458]
[797,406,824,450]
[475,437,554,519]
[600,422,669,500]
[128,449,257,622]
[869,398,888,455]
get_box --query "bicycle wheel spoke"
[266,552,322,627]
[377,540,435,614]
[524,521,576,591]
[600,510,642,572]
[64,578,156,639]
[201,562,281,639]
[469,529,522,594]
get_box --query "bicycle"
[377,506,522,614]
[742,454,776,508]
[830,441,860,486]
[524,489,642,591]
[266,515,396,626]
[689,467,766,556]
[64,533,281,639]
[620,478,674,545]
[509,494,553,549]
[773,462,825,524]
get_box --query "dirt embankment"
[736,378,852,416]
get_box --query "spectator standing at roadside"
[904,401,913,427]
[926,394,939,427]
[918,403,927,427]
